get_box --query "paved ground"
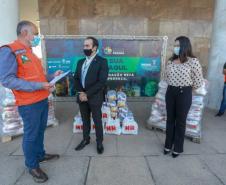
[0,101,226,185]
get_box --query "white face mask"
[174,47,180,56]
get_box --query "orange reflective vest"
[5,40,49,106]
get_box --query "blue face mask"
[174,47,180,56]
[31,35,41,47]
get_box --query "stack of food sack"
[186,80,208,137]
[148,80,167,129]
[0,86,23,136]
[147,80,208,139]
[0,85,59,137]
[47,94,59,126]
[104,90,138,135]
[104,90,122,135]
[73,90,138,135]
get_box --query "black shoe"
[172,152,180,158]
[29,168,48,183]
[215,112,224,117]
[97,143,104,154]
[75,139,90,151]
[39,154,60,163]
[163,148,171,155]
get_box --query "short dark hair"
[16,20,33,36]
[169,36,196,63]
[85,36,99,49]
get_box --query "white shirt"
[81,52,97,88]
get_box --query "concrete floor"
[0,101,226,185]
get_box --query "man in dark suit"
[74,37,109,154]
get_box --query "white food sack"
[102,104,111,125]
[105,118,121,135]
[73,116,83,133]
[158,80,168,89]
[122,117,138,135]
[107,90,117,102]
[117,91,127,101]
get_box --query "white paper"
[50,70,70,84]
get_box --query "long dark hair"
[169,36,196,63]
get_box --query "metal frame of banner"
[41,35,168,102]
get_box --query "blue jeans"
[219,84,226,113]
[18,98,48,170]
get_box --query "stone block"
[159,21,175,36]
[202,155,226,184]
[67,19,79,34]
[87,157,155,185]
[49,18,67,35]
[188,7,213,21]
[0,156,24,185]
[77,0,95,17]
[147,156,222,185]
[16,156,89,185]
[79,18,98,35]
[113,17,148,36]
[97,18,114,35]
[95,0,120,17]
[148,20,160,35]
[40,18,50,35]
[173,21,190,36]
[188,21,212,38]
[190,0,214,8]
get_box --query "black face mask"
[83,49,92,56]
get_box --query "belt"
[168,85,192,93]
[168,85,192,89]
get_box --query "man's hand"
[54,70,64,77]
[49,86,56,93]
[42,82,54,91]
[79,92,88,102]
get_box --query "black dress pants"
[164,85,192,153]
[79,102,103,144]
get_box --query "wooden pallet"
[1,121,59,143]
[1,133,23,143]
[146,123,201,144]
[1,135,14,143]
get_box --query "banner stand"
[41,35,168,102]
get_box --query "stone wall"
[38,0,214,76]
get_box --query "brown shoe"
[29,168,48,183]
[39,154,60,163]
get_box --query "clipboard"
[50,70,70,84]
